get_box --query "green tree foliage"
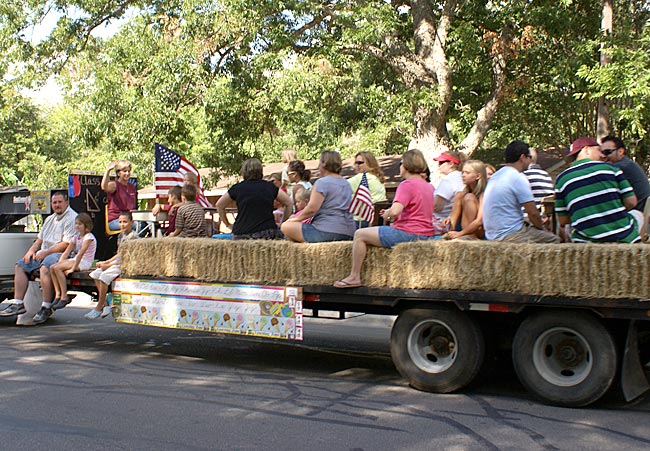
[0,0,648,189]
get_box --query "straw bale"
[120,238,650,300]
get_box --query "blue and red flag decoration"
[348,172,374,224]
[154,143,211,208]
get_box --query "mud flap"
[621,320,650,402]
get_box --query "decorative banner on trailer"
[112,278,303,340]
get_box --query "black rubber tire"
[390,306,485,393]
[512,311,617,407]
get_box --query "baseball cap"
[433,152,461,165]
[568,137,599,157]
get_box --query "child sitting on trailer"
[85,211,138,319]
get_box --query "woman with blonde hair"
[102,160,137,231]
[334,149,435,288]
[282,151,355,242]
[348,152,387,228]
[281,148,298,188]
[443,159,487,240]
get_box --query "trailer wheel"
[390,306,484,393]
[512,311,617,407]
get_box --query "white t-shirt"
[433,171,465,221]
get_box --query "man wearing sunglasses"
[601,136,650,212]
[555,137,641,243]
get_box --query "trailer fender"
[621,320,650,402]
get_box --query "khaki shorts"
[502,223,560,244]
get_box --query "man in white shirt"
[0,192,77,323]
[483,141,560,243]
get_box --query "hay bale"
[120,238,650,299]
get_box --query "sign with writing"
[112,278,304,341]
[29,190,50,214]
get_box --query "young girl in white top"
[50,213,97,310]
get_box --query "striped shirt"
[524,165,554,209]
[555,159,640,243]
[175,202,207,238]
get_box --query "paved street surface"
[0,294,649,451]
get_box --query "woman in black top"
[216,158,293,239]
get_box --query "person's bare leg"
[461,193,479,230]
[50,263,63,299]
[13,264,29,300]
[280,221,304,242]
[336,227,381,286]
[55,260,74,300]
[39,265,55,303]
[95,281,108,311]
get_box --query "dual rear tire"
[390,307,618,407]
[512,311,618,407]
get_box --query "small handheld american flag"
[154,143,211,208]
[348,172,374,224]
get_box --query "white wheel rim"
[407,319,458,374]
[532,327,593,387]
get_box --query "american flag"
[154,143,211,208]
[348,172,374,223]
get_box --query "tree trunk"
[597,0,613,139]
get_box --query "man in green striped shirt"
[555,137,640,243]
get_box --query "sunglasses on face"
[601,148,617,156]
[354,160,364,165]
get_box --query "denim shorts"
[378,226,435,248]
[302,223,353,243]
[16,253,62,274]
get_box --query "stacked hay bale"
[120,238,650,299]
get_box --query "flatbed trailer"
[67,271,650,408]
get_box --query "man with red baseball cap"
[555,137,641,243]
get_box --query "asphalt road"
[0,296,649,451]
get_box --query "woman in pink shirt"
[334,149,435,288]
[102,160,137,230]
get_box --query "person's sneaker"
[0,302,27,317]
[100,306,113,318]
[84,309,101,320]
[53,299,71,310]
[32,307,53,325]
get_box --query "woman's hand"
[446,230,462,239]
[441,217,451,227]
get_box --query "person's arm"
[152,202,170,215]
[72,237,92,271]
[275,190,293,224]
[434,195,448,214]
[101,162,117,193]
[287,190,324,222]
[98,252,120,269]
[169,208,184,236]
[444,192,464,229]
[23,238,43,264]
[523,201,544,229]
[35,240,68,261]
[216,193,235,231]
[623,194,638,211]
[59,241,75,262]
[380,202,405,223]
[557,214,571,227]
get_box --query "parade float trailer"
[73,237,650,408]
